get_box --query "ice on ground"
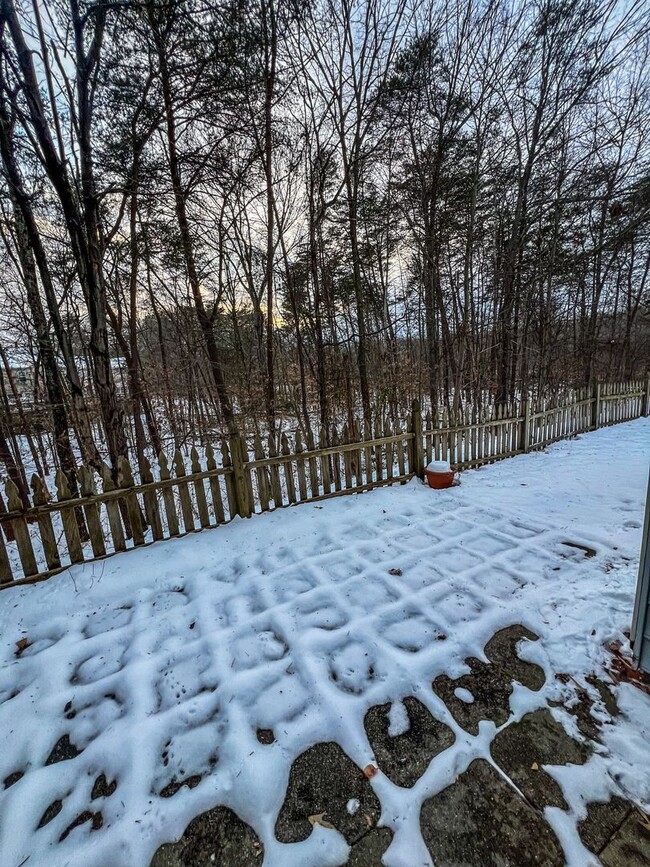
[454,687,475,704]
[387,700,410,737]
[0,418,648,867]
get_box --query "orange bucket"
[424,466,457,489]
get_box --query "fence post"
[591,381,601,430]
[644,376,650,417]
[229,434,252,518]
[409,399,424,478]
[117,457,145,545]
[521,399,531,453]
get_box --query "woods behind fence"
[1,380,648,587]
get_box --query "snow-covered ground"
[0,418,648,867]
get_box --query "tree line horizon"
[0,0,648,500]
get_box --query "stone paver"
[599,811,650,867]
[484,625,546,691]
[490,708,590,810]
[150,805,263,866]
[364,696,454,788]
[347,827,393,865]
[275,742,380,845]
[578,796,632,854]
[140,625,645,867]
[420,759,565,866]
[432,625,545,735]
[432,656,515,734]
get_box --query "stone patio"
[149,625,649,866]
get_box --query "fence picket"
[363,421,374,484]
[282,434,297,504]
[118,457,145,546]
[384,420,394,480]
[157,453,179,538]
[451,408,459,465]
[306,426,319,498]
[295,430,308,500]
[331,427,342,491]
[174,451,195,532]
[140,457,163,541]
[254,434,270,512]
[343,423,353,488]
[469,406,476,465]
[319,426,332,495]
[245,440,255,515]
[55,469,84,564]
[31,475,61,570]
[5,479,38,576]
[233,436,253,518]
[205,444,226,524]
[220,439,238,520]
[77,466,107,557]
[352,420,362,486]
[190,448,210,529]
[374,414,384,482]
[395,420,406,480]
[268,435,283,507]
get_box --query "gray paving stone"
[491,708,590,810]
[347,827,393,865]
[432,625,545,735]
[420,759,564,866]
[364,696,454,787]
[275,742,381,845]
[578,796,632,854]
[432,656,515,734]
[600,811,650,867]
[149,805,263,866]
[484,625,545,692]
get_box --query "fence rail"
[1,378,648,588]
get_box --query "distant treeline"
[0,0,648,491]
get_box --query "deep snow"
[0,418,648,867]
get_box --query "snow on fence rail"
[1,378,648,587]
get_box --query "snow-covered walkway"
[1,419,649,867]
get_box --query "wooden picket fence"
[1,378,648,588]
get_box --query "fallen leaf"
[364,814,373,829]
[554,673,570,683]
[388,568,402,576]
[531,762,539,771]
[15,637,30,655]
[436,633,447,641]
[308,813,335,830]
[363,764,378,779]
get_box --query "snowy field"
[0,418,648,867]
